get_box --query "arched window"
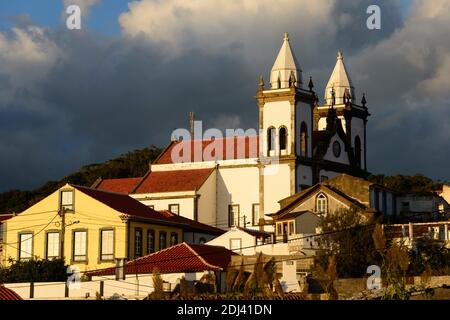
[300,122,308,156]
[267,127,275,153]
[316,194,328,214]
[279,127,287,151]
[355,136,362,168]
[147,230,155,254]
[159,231,167,250]
[170,232,178,247]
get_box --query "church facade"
[94,33,370,232]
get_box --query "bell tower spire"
[270,32,302,89]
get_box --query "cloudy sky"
[0,0,449,192]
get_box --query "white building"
[94,33,371,232]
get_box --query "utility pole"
[60,207,66,261]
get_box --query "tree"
[314,255,338,300]
[315,207,380,277]
[408,238,450,276]
[0,258,67,283]
[372,224,411,300]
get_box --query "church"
[93,33,371,232]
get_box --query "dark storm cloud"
[0,0,448,192]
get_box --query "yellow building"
[1,184,184,272]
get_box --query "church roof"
[154,136,259,164]
[270,32,302,89]
[325,50,355,105]
[133,168,215,194]
[95,177,142,194]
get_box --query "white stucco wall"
[296,101,312,157]
[297,164,313,191]
[197,169,217,225]
[262,100,292,156]
[131,193,196,220]
[322,134,350,165]
[263,163,291,215]
[216,166,259,229]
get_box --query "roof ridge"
[184,243,221,271]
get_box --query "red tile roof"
[96,177,142,194]
[0,286,23,300]
[155,136,259,164]
[0,214,13,223]
[87,243,236,276]
[158,210,225,235]
[133,168,214,194]
[72,185,184,226]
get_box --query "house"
[0,214,13,265]
[0,285,23,300]
[156,210,225,244]
[397,194,449,221]
[384,221,450,248]
[86,242,237,294]
[437,184,450,205]
[1,184,186,272]
[91,32,372,232]
[206,227,273,255]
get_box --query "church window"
[300,122,307,156]
[332,141,341,157]
[267,127,275,153]
[316,194,328,214]
[279,127,287,151]
[355,136,362,168]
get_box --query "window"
[134,229,143,257]
[159,231,167,250]
[355,136,362,168]
[300,122,308,156]
[289,221,294,235]
[60,190,74,211]
[316,194,328,214]
[267,127,275,153]
[279,127,287,151]
[252,204,260,226]
[230,239,242,252]
[100,230,114,261]
[147,230,155,254]
[46,232,60,259]
[73,231,87,262]
[170,232,178,247]
[168,204,179,215]
[277,223,282,236]
[228,204,240,227]
[332,141,341,157]
[19,233,33,261]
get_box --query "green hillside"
[0,146,162,214]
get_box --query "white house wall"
[197,169,217,225]
[131,193,196,220]
[263,163,291,215]
[216,166,259,229]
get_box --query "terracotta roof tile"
[96,178,142,194]
[0,214,13,223]
[87,243,236,277]
[155,136,259,164]
[134,168,214,194]
[0,286,23,300]
[158,210,225,235]
[72,185,183,226]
